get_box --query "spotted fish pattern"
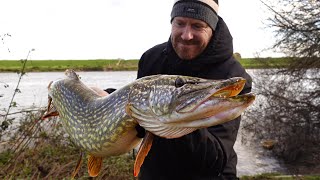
[43,69,255,177]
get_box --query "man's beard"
[172,37,203,60]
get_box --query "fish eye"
[175,77,185,88]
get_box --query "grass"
[0,59,139,72]
[0,110,137,180]
[0,144,137,179]
[0,58,293,72]
[241,173,320,180]
[240,57,292,69]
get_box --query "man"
[136,0,252,179]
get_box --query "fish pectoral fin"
[88,155,103,177]
[134,131,154,177]
[125,103,154,121]
[71,151,84,179]
[125,103,133,117]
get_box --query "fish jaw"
[167,93,256,129]
[127,93,255,138]
[175,78,246,113]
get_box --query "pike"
[42,69,255,178]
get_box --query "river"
[0,70,287,176]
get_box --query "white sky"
[0,0,280,60]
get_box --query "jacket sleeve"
[208,57,252,177]
[137,52,147,79]
[137,42,168,79]
[137,52,150,79]
[207,117,241,176]
[180,128,227,176]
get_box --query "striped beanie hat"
[171,0,219,30]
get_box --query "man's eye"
[173,21,185,27]
[175,77,185,88]
[193,24,205,30]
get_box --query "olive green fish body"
[47,69,255,157]
[49,72,140,157]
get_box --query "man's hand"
[135,125,146,138]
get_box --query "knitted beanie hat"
[171,0,219,30]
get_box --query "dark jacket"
[137,17,252,180]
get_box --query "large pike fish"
[42,69,255,178]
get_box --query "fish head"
[126,75,255,138]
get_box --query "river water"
[0,70,287,176]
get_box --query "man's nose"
[181,26,193,40]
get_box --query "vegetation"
[0,59,139,72]
[241,173,320,180]
[0,57,301,72]
[0,110,137,180]
[242,0,320,175]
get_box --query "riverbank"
[0,119,320,180]
[0,57,293,72]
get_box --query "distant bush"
[233,52,242,61]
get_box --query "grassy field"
[239,57,292,69]
[0,59,139,72]
[0,58,292,72]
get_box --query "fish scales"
[49,82,134,155]
[43,69,255,163]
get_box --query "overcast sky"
[0,0,280,60]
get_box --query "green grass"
[0,58,293,72]
[0,59,139,72]
[240,173,320,180]
[0,145,136,179]
[240,57,293,69]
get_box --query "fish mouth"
[168,92,255,130]
[176,78,247,113]
[211,79,246,98]
[167,78,254,128]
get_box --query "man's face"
[171,16,213,60]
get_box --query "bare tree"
[264,0,320,60]
[242,0,320,174]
